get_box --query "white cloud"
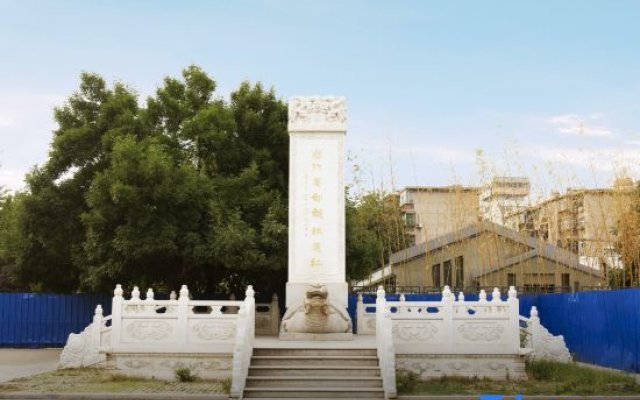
[548,113,613,137]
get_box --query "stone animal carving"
[281,284,351,334]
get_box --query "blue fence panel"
[0,292,111,348]
[534,289,640,373]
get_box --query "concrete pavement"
[0,349,61,383]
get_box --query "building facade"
[480,176,530,225]
[504,181,634,272]
[399,185,480,247]
[390,222,603,293]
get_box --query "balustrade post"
[479,289,488,303]
[246,285,256,340]
[442,285,454,353]
[529,306,540,349]
[178,285,189,348]
[356,293,364,334]
[491,287,501,304]
[111,284,123,351]
[375,286,386,332]
[91,305,103,351]
[145,288,154,312]
[507,286,519,351]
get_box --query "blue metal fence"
[3,289,640,373]
[530,289,640,373]
[0,292,111,347]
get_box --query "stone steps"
[250,355,379,367]
[243,347,384,398]
[246,376,383,388]
[248,365,381,377]
[243,387,385,398]
[253,348,377,357]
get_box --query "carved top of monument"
[288,96,346,132]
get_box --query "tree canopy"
[0,66,396,296]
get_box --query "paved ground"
[0,349,61,383]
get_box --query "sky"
[0,0,639,201]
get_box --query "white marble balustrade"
[358,286,521,355]
[109,284,249,354]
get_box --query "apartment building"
[480,177,530,225]
[399,185,480,247]
[504,179,635,272]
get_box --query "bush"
[396,369,419,394]
[174,367,198,382]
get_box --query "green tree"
[346,190,405,281]
[0,191,24,291]
[3,65,399,297]
[7,66,289,296]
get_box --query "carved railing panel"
[110,285,247,354]
[357,286,521,356]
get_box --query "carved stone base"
[279,332,354,341]
[108,352,232,380]
[396,354,527,380]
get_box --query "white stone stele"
[286,96,349,312]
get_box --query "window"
[562,274,570,291]
[443,260,452,287]
[455,256,464,288]
[574,281,580,292]
[432,264,441,287]
[507,273,516,287]
[404,212,416,227]
[400,190,414,205]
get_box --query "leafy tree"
[2,65,396,297]
[613,183,640,287]
[6,66,288,296]
[346,190,405,281]
[0,191,25,291]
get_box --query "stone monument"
[280,96,353,339]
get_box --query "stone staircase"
[243,347,385,399]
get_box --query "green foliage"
[1,66,288,295]
[399,361,640,395]
[396,369,419,394]
[174,367,198,383]
[0,192,25,291]
[525,360,637,394]
[0,65,395,294]
[346,190,404,280]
